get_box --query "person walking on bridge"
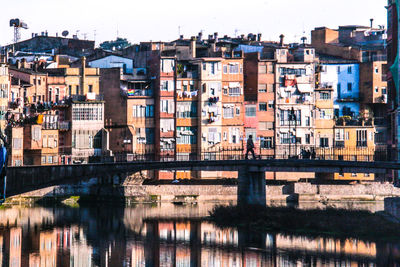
[245,135,256,160]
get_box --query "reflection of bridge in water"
[0,204,397,266]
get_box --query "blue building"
[320,62,360,118]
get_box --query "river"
[0,201,398,266]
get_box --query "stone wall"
[9,182,400,204]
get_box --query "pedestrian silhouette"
[245,135,256,159]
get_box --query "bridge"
[3,158,400,205]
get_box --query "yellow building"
[322,118,376,180]
[315,86,334,153]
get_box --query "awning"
[297,84,313,93]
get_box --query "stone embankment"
[6,180,400,204]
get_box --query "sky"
[0,0,387,47]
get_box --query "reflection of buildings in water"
[276,234,376,258]
[69,226,92,267]
[9,227,21,267]
[39,230,57,267]
[131,243,145,267]
[0,206,396,266]
[201,222,238,246]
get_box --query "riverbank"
[209,205,400,241]
[6,181,400,205]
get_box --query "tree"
[99,38,131,51]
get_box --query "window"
[75,85,79,95]
[72,105,104,120]
[33,126,41,141]
[305,116,310,126]
[261,137,273,149]
[48,156,53,164]
[259,122,274,130]
[223,106,234,118]
[259,65,267,74]
[145,128,154,144]
[12,138,22,149]
[229,87,241,96]
[382,87,387,94]
[280,110,301,126]
[347,83,352,92]
[176,127,197,144]
[208,127,221,144]
[160,80,174,91]
[68,85,72,96]
[245,105,256,117]
[375,87,379,93]
[280,68,306,76]
[236,107,240,116]
[280,132,295,144]
[160,119,174,132]
[364,173,370,177]
[320,92,331,100]
[38,79,41,85]
[88,85,93,93]
[320,137,329,148]
[161,59,174,73]
[259,103,267,111]
[356,130,367,147]
[229,128,240,144]
[229,64,239,74]
[41,156,46,164]
[177,102,197,118]
[268,100,274,109]
[161,99,174,114]
[305,134,311,144]
[374,67,379,74]
[347,66,352,74]
[223,65,228,74]
[319,109,332,119]
[145,105,155,117]
[258,84,267,93]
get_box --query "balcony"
[59,121,71,131]
[42,122,58,130]
[123,89,153,97]
[335,117,373,126]
[335,141,345,148]
[177,71,198,79]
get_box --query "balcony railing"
[59,121,71,131]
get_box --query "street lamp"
[289,107,297,159]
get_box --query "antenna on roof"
[9,18,28,43]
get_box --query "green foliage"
[100,37,131,51]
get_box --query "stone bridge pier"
[237,166,266,206]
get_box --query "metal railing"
[9,145,400,166]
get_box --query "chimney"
[214,32,218,42]
[80,56,86,95]
[198,32,203,41]
[179,35,184,40]
[240,34,245,40]
[279,34,285,47]
[370,18,374,28]
[190,36,197,58]
[208,34,213,41]
[257,33,262,42]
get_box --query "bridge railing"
[12,146,400,166]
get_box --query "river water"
[0,202,398,267]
